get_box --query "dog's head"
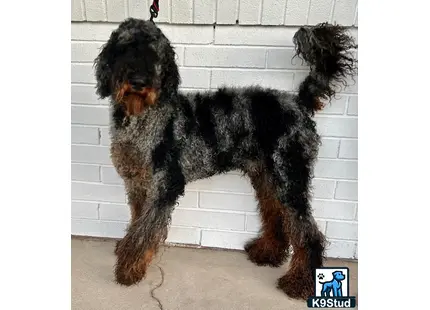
[94,18,180,115]
[332,271,345,281]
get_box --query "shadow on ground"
[71,238,357,310]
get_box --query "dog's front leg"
[113,169,184,286]
[114,201,174,286]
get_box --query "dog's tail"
[293,22,357,114]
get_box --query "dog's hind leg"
[273,136,326,300]
[244,164,290,267]
[114,172,184,286]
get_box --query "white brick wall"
[71,0,358,259]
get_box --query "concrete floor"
[72,238,357,310]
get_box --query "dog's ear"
[94,40,116,99]
[116,84,158,116]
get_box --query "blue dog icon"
[319,270,345,297]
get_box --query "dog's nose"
[129,79,146,90]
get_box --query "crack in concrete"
[150,248,166,310]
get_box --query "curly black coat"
[94,18,357,300]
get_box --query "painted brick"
[307,0,333,25]
[72,219,104,237]
[101,166,123,185]
[339,139,358,159]
[101,221,128,238]
[312,179,336,199]
[71,105,109,126]
[71,84,108,105]
[171,0,193,23]
[166,227,201,245]
[216,0,239,24]
[326,240,356,259]
[179,88,209,94]
[71,126,99,144]
[71,63,96,83]
[71,42,103,62]
[292,71,308,89]
[179,68,211,89]
[187,174,253,193]
[312,200,356,220]
[344,74,358,93]
[100,127,111,145]
[127,0,148,19]
[72,0,85,21]
[354,7,358,27]
[354,242,358,259]
[72,163,100,182]
[99,203,130,222]
[239,0,261,24]
[315,159,357,180]
[326,221,358,240]
[245,214,260,232]
[261,0,286,25]
[319,138,340,158]
[184,46,266,68]
[284,0,310,25]
[211,69,294,91]
[201,230,257,250]
[71,145,111,165]
[266,48,308,69]
[71,23,118,41]
[173,45,185,66]
[72,219,128,238]
[194,0,216,24]
[159,25,213,44]
[347,96,358,116]
[316,220,327,234]
[214,26,297,46]
[319,96,348,115]
[106,0,126,22]
[72,181,126,203]
[72,201,99,219]
[177,191,199,208]
[172,209,246,231]
[84,0,106,21]
[335,181,358,201]
[315,117,358,138]
[332,0,358,26]
[199,192,258,212]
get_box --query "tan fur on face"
[116,83,158,116]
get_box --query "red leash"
[149,0,160,23]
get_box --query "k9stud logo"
[307,267,356,308]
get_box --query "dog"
[320,271,346,297]
[93,18,357,300]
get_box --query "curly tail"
[293,22,357,114]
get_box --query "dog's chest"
[109,138,151,181]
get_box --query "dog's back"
[175,86,318,184]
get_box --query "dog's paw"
[244,237,288,267]
[277,271,314,300]
[114,264,146,286]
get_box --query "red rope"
[150,0,160,23]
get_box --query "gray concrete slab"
[72,238,357,310]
